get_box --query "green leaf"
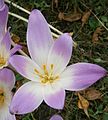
[103,113,108,120]
[16,74,23,81]
[101,16,108,23]
[93,58,107,63]
[89,17,99,29]
[22,114,31,120]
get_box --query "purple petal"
[27,9,53,66]
[10,81,43,115]
[6,113,16,120]
[10,44,22,56]
[47,33,73,74]
[0,31,11,69]
[9,55,41,82]
[60,63,107,91]
[43,83,65,109]
[0,30,11,51]
[0,5,8,42]
[0,0,5,9]
[0,108,16,120]
[0,68,15,90]
[50,115,63,120]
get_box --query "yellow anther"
[43,64,48,75]
[54,76,59,80]
[49,64,54,77]
[34,69,44,78]
[50,64,54,70]
[34,69,39,74]
[43,64,46,71]
[38,74,44,78]
[41,79,47,84]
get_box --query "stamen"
[50,64,54,70]
[54,76,59,80]
[34,69,43,78]
[41,78,47,84]
[34,64,60,84]
[43,64,48,75]
[49,64,54,77]
[34,68,39,74]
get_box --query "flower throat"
[34,64,59,84]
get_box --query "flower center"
[0,89,5,107]
[34,64,59,84]
[0,56,6,67]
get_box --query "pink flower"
[0,0,21,69]
[0,68,16,120]
[50,114,63,120]
[9,10,106,115]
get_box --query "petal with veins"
[43,82,65,109]
[0,30,11,51]
[50,115,63,120]
[60,63,107,91]
[0,5,8,42]
[0,107,16,120]
[6,113,16,120]
[0,31,11,66]
[10,81,43,115]
[0,68,15,90]
[47,33,73,74]
[0,0,5,9]
[10,44,22,56]
[27,9,53,66]
[9,55,41,82]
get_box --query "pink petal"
[10,81,43,115]
[0,5,8,42]
[60,63,106,91]
[0,31,11,69]
[43,82,65,109]
[0,68,15,90]
[27,9,53,66]
[0,30,11,51]
[47,33,73,74]
[0,0,4,9]
[0,32,10,69]
[0,108,16,120]
[9,55,41,82]
[10,44,22,56]
[50,115,63,120]
[6,113,16,120]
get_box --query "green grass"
[8,0,108,119]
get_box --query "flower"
[9,9,106,115]
[50,114,63,120]
[0,68,16,120]
[0,0,21,69]
[0,0,8,43]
